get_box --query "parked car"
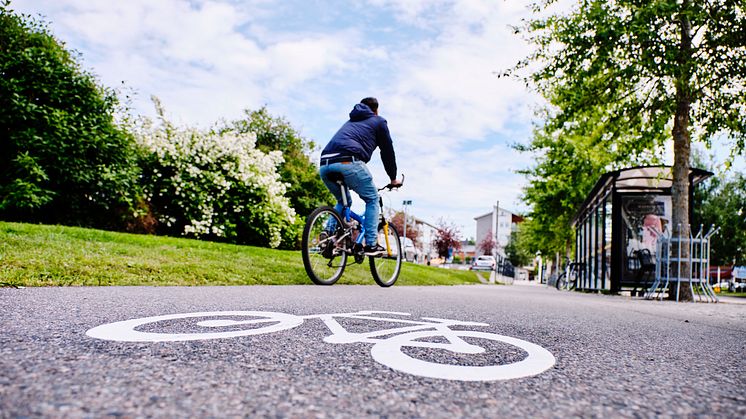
[471,255,496,271]
[731,266,746,292]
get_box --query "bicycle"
[86,309,556,381]
[556,258,583,291]
[301,173,403,287]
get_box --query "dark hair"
[361,97,378,112]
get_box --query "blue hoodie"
[321,103,397,180]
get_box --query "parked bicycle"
[556,258,583,291]
[301,174,403,287]
[86,310,556,381]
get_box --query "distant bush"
[135,99,296,248]
[0,3,141,228]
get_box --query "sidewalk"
[473,271,534,285]
[716,295,746,305]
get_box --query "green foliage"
[505,227,534,267]
[516,119,652,256]
[694,171,746,265]
[135,99,296,249]
[224,107,334,217]
[0,4,141,228]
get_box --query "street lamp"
[402,200,412,243]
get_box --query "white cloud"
[358,0,540,235]
[17,0,369,125]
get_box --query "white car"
[472,255,496,270]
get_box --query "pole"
[493,201,499,283]
[538,255,543,284]
[403,204,407,243]
[402,200,412,261]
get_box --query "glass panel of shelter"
[575,192,613,291]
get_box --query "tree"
[694,171,746,266]
[432,220,462,259]
[390,211,421,246]
[516,0,746,299]
[478,230,496,256]
[223,107,333,218]
[0,2,141,229]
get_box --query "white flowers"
[135,105,296,248]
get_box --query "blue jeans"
[320,161,379,245]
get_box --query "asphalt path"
[1,283,744,417]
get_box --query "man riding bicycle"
[319,97,401,256]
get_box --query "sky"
[13,0,743,240]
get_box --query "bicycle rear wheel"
[302,206,347,285]
[369,223,402,287]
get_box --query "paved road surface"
[1,284,744,417]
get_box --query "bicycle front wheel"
[567,270,577,291]
[555,273,567,290]
[369,330,556,381]
[369,223,402,287]
[302,206,347,285]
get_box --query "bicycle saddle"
[327,172,345,183]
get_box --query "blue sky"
[14,0,743,239]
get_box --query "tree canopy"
[432,220,462,259]
[0,2,141,229]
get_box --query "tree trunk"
[670,0,693,301]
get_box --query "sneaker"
[363,244,387,256]
[318,232,335,259]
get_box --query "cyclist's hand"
[389,179,403,188]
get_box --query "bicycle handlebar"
[379,174,405,191]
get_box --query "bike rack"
[645,224,719,302]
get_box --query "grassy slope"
[0,222,481,287]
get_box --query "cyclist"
[319,97,401,256]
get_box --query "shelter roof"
[572,165,712,226]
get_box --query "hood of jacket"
[349,103,375,121]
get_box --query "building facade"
[474,205,522,257]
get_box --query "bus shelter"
[571,166,712,293]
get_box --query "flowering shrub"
[135,100,296,248]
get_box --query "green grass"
[0,222,481,287]
[717,291,746,298]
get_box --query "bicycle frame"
[334,179,394,255]
[308,311,488,353]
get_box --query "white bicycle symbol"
[86,310,556,381]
